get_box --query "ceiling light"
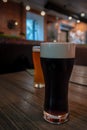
[81,12,85,17]
[77,20,80,23]
[3,0,7,2]
[41,11,46,16]
[68,16,72,20]
[26,5,31,11]
[15,21,18,26]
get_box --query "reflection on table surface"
[0,65,87,130]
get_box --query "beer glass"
[40,42,75,124]
[32,46,45,88]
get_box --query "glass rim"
[32,46,40,52]
[40,42,75,45]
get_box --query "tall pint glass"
[40,42,75,124]
[32,46,45,88]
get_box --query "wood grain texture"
[0,67,87,130]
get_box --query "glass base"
[43,111,69,124]
[34,83,45,88]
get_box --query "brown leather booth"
[0,38,87,74]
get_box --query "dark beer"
[41,58,74,113]
[40,43,75,124]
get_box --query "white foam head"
[40,42,76,58]
[32,46,40,52]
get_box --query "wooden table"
[0,67,87,130]
[70,65,87,86]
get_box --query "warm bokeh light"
[68,16,72,20]
[26,5,31,11]
[3,0,7,2]
[81,12,85,17]
[41,11,46,16]
[77,20,80,23]
[15,21,18,26]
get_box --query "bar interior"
[0,0,87,129]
